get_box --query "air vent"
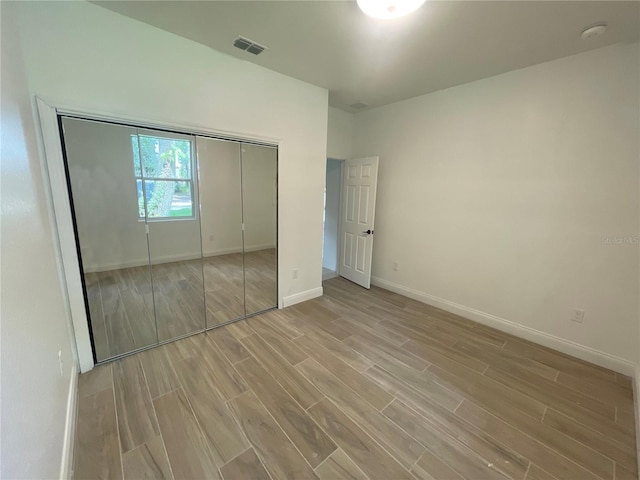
[350,102,369,110]
[246,44,265,55]
[233,37,252,50]
[233,36,267,55]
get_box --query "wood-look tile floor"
[74,277,637,480]
[86,249,277,362]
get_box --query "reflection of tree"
[147,171,175,217]
[133,135,190,217]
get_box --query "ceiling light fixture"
[357,0,426,20]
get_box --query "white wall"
[14,0,328,303]
[353,42,640,370]
[242,144,278,251]
[327,106,354,160]
[323,159,343,272]
[199,137,243,256]
[0,2,77,478]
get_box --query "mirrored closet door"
[241,143,278,315]
[136,129,206,343]
[197,137,245,327]
[61,117,277,363]
[62,118,162,361]
[197,138,278,324]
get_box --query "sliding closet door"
[135,129,206,341]
[241,143,278,315]
[197,137,245,326]
[61,118,157,361]
[62,116,278,362]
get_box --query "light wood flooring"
[86,249,277,362]
[74,277,637,480]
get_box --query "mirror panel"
[241,143,278,315]
[62,118,157,361]
[138,128,206,341]
[197,137,246,326]
[61,116,278,363]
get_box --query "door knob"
[363,229,374,235]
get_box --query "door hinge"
[145,224,149,234]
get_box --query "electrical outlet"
[292,268,298,280]
[392,262,399,272]
[571,309,585,324]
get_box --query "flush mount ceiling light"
[357,0,426,19]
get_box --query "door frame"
[35,97,281,372]
[337,160,346,278]
[323,157,344,278]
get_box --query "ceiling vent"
[350,102,369,110]
[233,36,267,55]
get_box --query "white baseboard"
[59,362,79,479]
[371,276,636,376]
[203,246,243,257]
[243,244,276,254]
[84,252,201,273]
[84,245,276,273]
[282,287,323,308]
[203,244,276,257]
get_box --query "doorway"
[324,156,380,288]
[322,158,342,280]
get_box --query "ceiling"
[93,1,639,112]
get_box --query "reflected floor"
[203,248,277,323]
[87,249,277,362]
[243,248,278,315]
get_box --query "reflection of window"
[132,135,195,220]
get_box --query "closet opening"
[322,158,342,281]
[58,114,278,364]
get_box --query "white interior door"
[339,156,379,288]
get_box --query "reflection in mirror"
[61,116,278,362]
[62,118,157,361]
[242,143,278,315]
[137,129,206,341]
[197,137,245,326]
